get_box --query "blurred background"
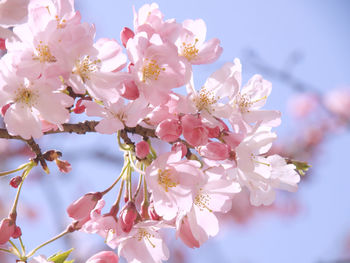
[1,0,350,262]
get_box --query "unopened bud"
[119,201,138,233]
[67,192,102,221]
[10,176,22,188]
[73,98,86,114]
[120,27,135,48]
[0,218,16,245]
[135,141,150,159]
[0,38,6,50]
[12,226,22,239]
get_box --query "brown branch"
[26,138,48,172]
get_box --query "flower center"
[135,229,156,248]
[157,169,177,192]
[142,59,165,82]
[181,38,199,61]
[194,87,217,112]
[72,56,100,82]
[194,189,212,212]
[33,41,57,63]
[235,93,267,112]
[55,15,67,29]
[14,87,38,107]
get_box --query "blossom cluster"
[0,1,301,262]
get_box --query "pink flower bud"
[198,142,230,160]
[156,119,182,142]
[1,103,11,116]
[55,159,72,173]
[86,251,119,263]
[0,218,16,245]
[9,176,22,188]
[121,80,139,100]
[178,217,200,248]
[67,192,102,221]
[120,27,135,48]
[135,141,150,159]
[119,201,138,233]
[171,142,188,158]
[12,226,22,239]
[181,114,208,147]
[0,38,5,50]
[73,98,86,114]
[206,125,220,138]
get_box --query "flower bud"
[135,141,150,159]
[120,27,135,48]
[156,119,182,142]
[181,114,208,147]
[12,226,22,239]
[67,192,102,221]
[119,201,138,233]
[86,251,119,263]
[73,98,86,114]
[9,176,22,188]
[0,218,16,245]
[0,38,6,50]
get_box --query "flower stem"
[19,236,26,255]
[26,228,70,258]
[0,163,29,177]
[8,240,21,257]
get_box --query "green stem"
[26,229,70,258]
[133,174,143,201]
[0,163,29,177]
[10,167,31,216]
[8,240,21,257]
[19,236,25,255]
[143,173,148,203]
[117,131,131,151]
[101,171,125,196]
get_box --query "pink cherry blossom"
[86,251,119,263]
[324,88,350,120]
[82,200,118,239]
[84,98,149,134]
[0,65,74,139]
[175,19,222,64]
[145,150,205,220]
[127,33,191,105]
[107,221,169,263]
